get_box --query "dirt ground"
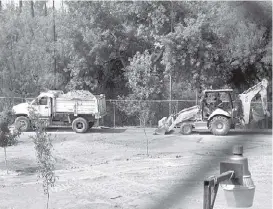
[0,128,271,209]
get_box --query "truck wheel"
[180,123,193,135]
[209,116,230,136]
[14,116,30,132]
[72,117,88,133]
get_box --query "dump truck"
[155,79,270,135]
[12,90,106,133]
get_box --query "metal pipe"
[205,171,234,186]
[203,171,234,209]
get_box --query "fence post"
[113,101,116,128]
[176,100,178,114]
[265,116,268,129]
[139,101,141,127]
[196,89,198,105]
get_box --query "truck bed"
[54,95,106,118]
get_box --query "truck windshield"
[31,98,39,105]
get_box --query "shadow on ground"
[0,159,38,176]
[198,131,272,136]
[87,128,127,133]
[0,157,67,176]
[45,127,127,134]
[15,166,38,175]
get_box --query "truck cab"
[30,91,63,117]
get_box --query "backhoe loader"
[155,79,270,136]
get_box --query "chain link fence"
[103,100,197,127]
[0,97,271,129]
[104,100,272,129]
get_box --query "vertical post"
[113,101,116,128]
[196,89,198,105]
[203,181,211,209]
[265,106,269,129]
[169,74,172,115]
[176,100,178,115]
[53,0,57,89]
[4,147,8,174]
[170,0,174,33]
[139,101,141,127]
[19,0,22,13]
[30,0,34,17]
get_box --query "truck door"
[38,96,51,117]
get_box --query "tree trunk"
[142,117,149,156]
[46,191,49,209]
[30,1,34,17]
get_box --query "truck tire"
[72,117,88,133]
[209,116,230,136]
[14,116,30,132]
[180,123,193,135]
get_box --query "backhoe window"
[219,93,229,102]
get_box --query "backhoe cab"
[198,89,235,135]
[155,79,270,136]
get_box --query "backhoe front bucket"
[154,126,167,135]
[154,105,200,135]
[154,116,173,135]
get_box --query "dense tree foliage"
[0,1,271,99]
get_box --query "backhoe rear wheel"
[209,116,230,136]
[180,123,193,135]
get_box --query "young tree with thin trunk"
[29,107,56,209]
[117,51,160,156]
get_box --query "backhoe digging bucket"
[154,116,173,135]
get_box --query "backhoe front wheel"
[180,123,193,135]
[209,116,230,136]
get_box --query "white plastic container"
[222,184,255,208]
